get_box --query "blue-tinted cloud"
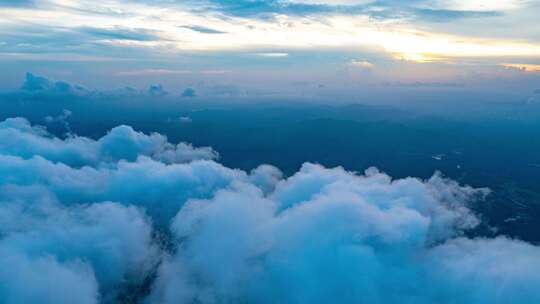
[0,185,158,303]
[0,116,218,167]
[181,87,197,97]
[1,117,540,303]
[78,26,160,41]
[0,24,161,61]
[20,72,54,91]
[20,73,88,94]
[149,164,540,304]
[148,84,168,96]
[412,8,500,21]
[180,25,227,34]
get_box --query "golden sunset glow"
[501,63,540,72]
[2,1,540,64]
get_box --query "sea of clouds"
[1,116,540,304]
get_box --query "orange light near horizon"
[501,63,540,72]
[1,2,540,63]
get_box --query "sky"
[0,0,539,97]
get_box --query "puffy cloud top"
[20,73,88,95]
[148,84,168,97]
[181,87,197,98]
[0,117,539,304]
[0,117,218,167]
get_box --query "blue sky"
[0,0,539,97]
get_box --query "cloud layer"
[0,117,218,167]
[1,117,539,303]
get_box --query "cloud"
[149,164,540,304]
[8,73,207,100]
[501,63,540,72]
[426,0,524,12]
[45,109,72,123]
[0,117,218,167]
[0,185,158,303]
[20,72,53,91]
[0,154,243,226]
[412,7,500,21]
[77,26,160,42]
[0,250,99,304]
[148,84,168,96]
[1,116,540,303]
[1,0,538,67]
[425,236,540,303]
[0,23,162,58]
[181,87,197,98]
[256,52,289,58]
[20,73,89,95]
[45,109,73,134]
[180,25,227,34]
[349,59,374,69]
[4,72,250,100]
[179,116,193,123]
